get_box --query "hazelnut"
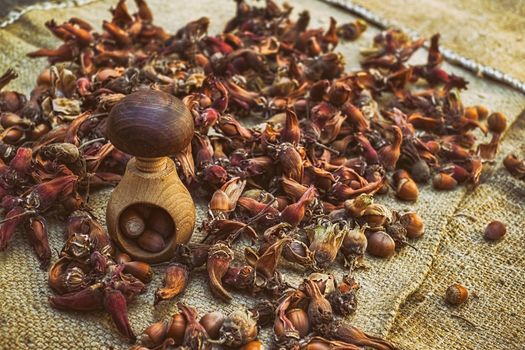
[137,229,166,252]
[487,112,507,133]
[445,283,468,306]
[483,220,506,241]
[366,231,395,258]
[120,208,145,238]
[147,208,175,239]
[400,212,425,239]
[432,173,457,190]
[475,105,489,120]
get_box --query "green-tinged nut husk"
[362,204,392,228]
[306,221,347,270]
[344,194,374,217]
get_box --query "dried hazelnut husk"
[306,221,347,270]
[487,112,507,133]
[120,208,145,238]
[340,224,367,266]
[432,173,457,190]
[40,142,80,164]
[222,265,255,291]
[207,242,234,302]
[328,82,351,106]
[400,212,424,239]
[30,123,50,140]
[303,279,333,330]
[366,231,395,258]
[445,283,468,306]
[167,313,187,346]
[242,189,278,208]
[328,322,397,349]
[483,220,506,241]
[200,311,225,340]
[137,229,166,252]
[155,263,190,305]
[344,194,373,217]
[178,303,212,349]
[274,308,310,339]
[282,240,315,268]
[362,204,392,228]
[220,308,258,347]
[307,273,336,296]
[326,275,358,317]
[147,207,175,239]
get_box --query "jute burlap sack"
[0,1,523,349]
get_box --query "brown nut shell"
[147,207,175,239]
[167,313,186,346]
[120,208,145,238]
[137,229,166,252]
[432,173,457,190]
[445,283,469,306]
[366,231,395,258]
[484,220,506,241]
[199,311,225,340]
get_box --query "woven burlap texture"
[0,1,523,349]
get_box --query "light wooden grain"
[106,157,195,263]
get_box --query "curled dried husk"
[251,236,292,279]
[280,185,317,227]
[281,108,301,145]
[220,308,258,347]
[103,288,135,341]
[154,263,190,305]
[328,321,397,350]
[40,142,80,164]
[206,242,234,302]
[178,303,212,350]
[48,283,104,312]
[27,216,51,267]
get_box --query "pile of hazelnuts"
[120,204,175,253]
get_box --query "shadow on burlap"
[0,1,523,349]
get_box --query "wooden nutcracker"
[105,89,195,263]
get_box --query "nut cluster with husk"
[0,0,512,348]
